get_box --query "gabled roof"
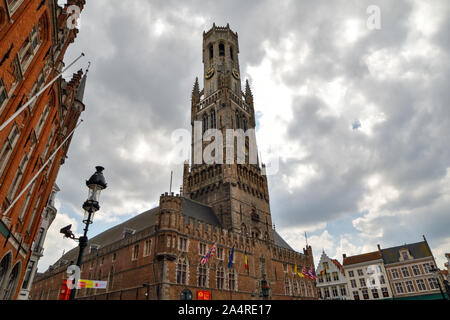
[343,251,382,266]
[331,258,345,275]
[380,241,432,265]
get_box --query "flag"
[310,268,318,280]
[244,254,248,271]
[201,243,217,264]
[295,264,305,278]
[302,266,314,280]
[228,246,234,269]
[320,270,326,275]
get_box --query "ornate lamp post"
[429,265,448,300]
[68,166,107,300]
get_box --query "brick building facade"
[0,0,86,300]
[30,24,317,301]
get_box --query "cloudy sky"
[41,0,450,272]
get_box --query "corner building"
[0,0,86,300]
[31,24,317,300]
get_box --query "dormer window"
[400,249,411,261]
[122,228,136,239]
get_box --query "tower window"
[209,44,214,59]
[230,47,234,60]
[219,43,225,57]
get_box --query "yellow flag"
[295,264,305,278]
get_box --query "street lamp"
[429,265,448,300]
[68,166,107,300]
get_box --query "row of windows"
[390,263,433,279]
[349,275,386,289]
[394,278,439,294]
[317,271,340,283]
[353,287,390,300]
[317,286,347,299]
[208,42,235,61]
[347,265,382,278]
[285,279,315,297]
[176,261,237,291]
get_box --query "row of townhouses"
[316,236,449,300]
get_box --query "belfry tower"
[183,24,273,242]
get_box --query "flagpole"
[0,53,85,132]
[2,120,84,217]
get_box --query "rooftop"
[343,251,382,266]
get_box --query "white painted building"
[17,185,59,300]
[315,251,349,300]
[342,251,393,300]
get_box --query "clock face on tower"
[232,69,240,80]
[205,67,215,79]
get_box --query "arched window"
[0,253,12,298]
[108,266,114,292]
[243,118,248,131]
[219,43,225,56]
[2,262,20,300]
[300,281,306,297]
[285,276,291,295]
[209,44,214,59]
[230,47,234,60]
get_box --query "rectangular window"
[332,286,338,297]
[325,273,331,282]
[144,239,151,257]
[26,195,40,234]
[340,286,346,296]
[217,268,224,289]
[348,270,354,277]
[391,269,400,279]
[401,267,410,278]
[6,0,25,16]
[371,288,379,299]
[18,22,41,73]
[395,283,404,294]
[0,78,8,111]
[428,278,438,290]
[228,271,236,291]
[350,279,357,288]
[422,263,432,274]
[323,287,330,298]
[353,291,360,300]
[7,153,29,202]
[416,279,427,291]
[199,243,207,256]
[132,244,139,261]
[217,247,223,260]
[357,269,364,276]
[323,262,329,270]
[412,265,421,276]
[405,280,415,293]
[284,278,291,295]
[112,253,117,262]
[0,125,20,179]
[176,262,187,285]
[167,236,171,248]
[198,266,207,287]
[362,289,369,300]
[332,272,339,281]
[18,181,36,221]
[382,287,389,297]
[178,237,187,251]
[21,261,35,289]
[359,278,366,287]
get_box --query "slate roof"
[47,197,295,272]
[380,241,432,265]
[343,251,382,266]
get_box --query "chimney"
[343,254,347,259]
[377,244,381,251]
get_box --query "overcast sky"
[42,0,450,272]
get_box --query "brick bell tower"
[183,24,273,242]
